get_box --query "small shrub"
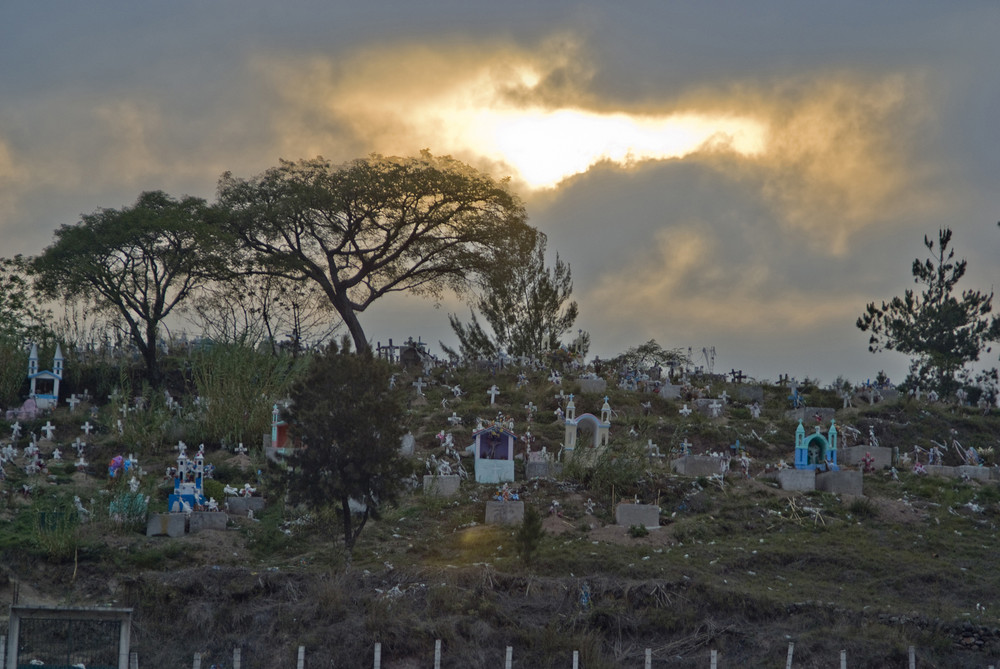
[628,524,649,538]
[514,505,545,566]
[848,497,879,519]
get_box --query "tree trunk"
[331,293,369,353]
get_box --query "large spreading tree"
[283,340,407,563]
[216,152,534,353]
[30,191,226,385]
[856,228,1000,395]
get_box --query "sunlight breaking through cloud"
[441,107,766,189]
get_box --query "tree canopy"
[30,191,226,385]
[446,234,578,361]
[216,152,534,353]
[283,340,407,562]
[856,228,1000,395]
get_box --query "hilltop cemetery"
[0,336,999,667]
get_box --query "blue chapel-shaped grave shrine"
[169,445,207,512]
[27,343,63,410]
[794,419,839,471]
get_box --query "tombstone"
[423,474,461,497]
[485,500,524,525]
[839,446,892,469]
[816,470,863,496]
[777,468,816,491]
[578,377,607,394]
[486,384,501,405]
[615,503,660,529]
[399,432,415,457]
[226,496,266,516]
[671,455,730,477]
[525,461,563,479]
[146,513,186,538]
[658,384,682,400]
[189,511,228,533]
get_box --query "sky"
[2,2,999,385]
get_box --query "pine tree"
[857,228,1000,395]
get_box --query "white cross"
[709,400,722,417]
[679,404,692,417]
[487,384,500,405]
[119,403,129,416]
[680,439,692,454]
[81,421,93,435]
[448,412,462,426]
[719,391,729,404]
[176,441,187,457]
[117,419,123,434]
[72,438,85,455]
[554,389,567,403]
[10,422,21,439]
[41,421,56,440]
[412,377,426,395]
[67,394,80,411]
[548,371,562,385]
[646,439,663,457]
[524,402,537,414]
[235,443,248,455]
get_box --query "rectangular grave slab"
[423,474,461,497]
[671,455,729,477]
[784,407,837,423]
[956,465,991,481]
[840,446,893,469]
[923,465,956,479]
[189,511,228,533]
[615,503,660,529]
[474,459,515,484]
[578,378,607,394]
[816,470,863,495]
[485,500,524,525]
[659,384,682,400]
[525,461,563,479]
[734,386,765,402]
[226,496,266,516]
[777,468,815,491]
[146,513,186,537]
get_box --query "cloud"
[257,37,940,255]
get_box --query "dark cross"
[778,373,790,386]
[729,369,745,384]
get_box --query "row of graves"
[0,344,267,539]
[413,364,998,532]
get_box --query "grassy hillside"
[1,363,998,668]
